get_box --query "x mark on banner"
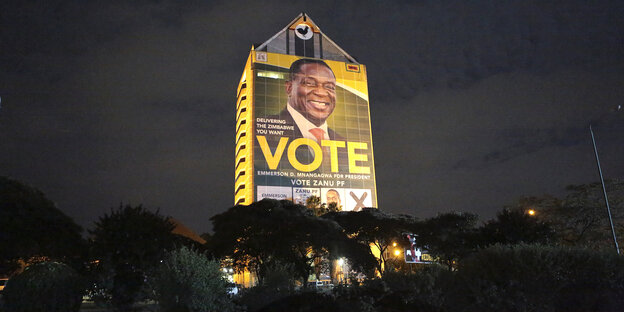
[349,191,368,211]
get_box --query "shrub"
[552,246,624,312]
[450,244,624,312]
[261,261,296,292]
[256,292,374,312]
[235,262,297,312]
[329,266,450,312]
[154,246,234,312]
[2,261,84,312]
[236,285,291,312]
[330,280,381,312]
[378,265,451,312]
[89,204,177,311]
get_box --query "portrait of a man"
[276,58,344,142]
[325,188,342,211]
[326,189,341,206]
[252,53,376,208]
[257,58,348,172]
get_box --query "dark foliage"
[450,244,624,312]
[235,262,306,311]
[509,181,624,252]
[0,176,84,274]
[323,208,418,275]
[552,180,623,251]
[376,266,451,312]
[323,245,624,311]
[329,266,451,312]
[235,285,294,312]
[2,262,84,312]
[256,291,374,312]
[89,204,176,311]
[154,246,234,312]
[211,199,373,286]
[415,212,479,270]
[479,208,555,246]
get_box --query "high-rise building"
[235,13,377,211]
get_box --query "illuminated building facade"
[235,13,377,211]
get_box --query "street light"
[527,209,536,216]
[337,258,345,284]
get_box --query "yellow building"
[234,13,377,211]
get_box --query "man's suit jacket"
[271,109,344,140]
[257,109,348,172]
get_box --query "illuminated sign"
[404,233,432,264]
[252,53,377,211]
[346,64,360,72]
[234,14,377,210]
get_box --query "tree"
[211,199,364,286]
[306,195,328,216]
[89,204,176,312]
[416,212,479,270]
[479,207,555,246]
[323,208,417,275]
[154,246,234,312]
[554,180,624,251]
[272,201,342,285]
[327,201,341,213]
[514,181,624,252]
[451,244,624,312]
[210,200,272,283]
[2,261,85,312]
[0,176,84,275]
[304,195,341,217]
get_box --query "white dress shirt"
[287,104,329,141]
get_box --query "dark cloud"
[1,0,623,232]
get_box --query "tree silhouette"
[306,195,328,216]
[555,180,624,251]
[323,208,417,275]
[211,199,369,286]
[416,212,479,270]
[0,176,84,275]
[511,181,624,252]
[479,208,555,246]
[89,204,176,311]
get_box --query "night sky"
[2,0,623,234]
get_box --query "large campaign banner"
[252,51,377,211]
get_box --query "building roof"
[169,218,207,244]
[255,13,358,64]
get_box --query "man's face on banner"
[326,190,340,205]
[286,63,336,126]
